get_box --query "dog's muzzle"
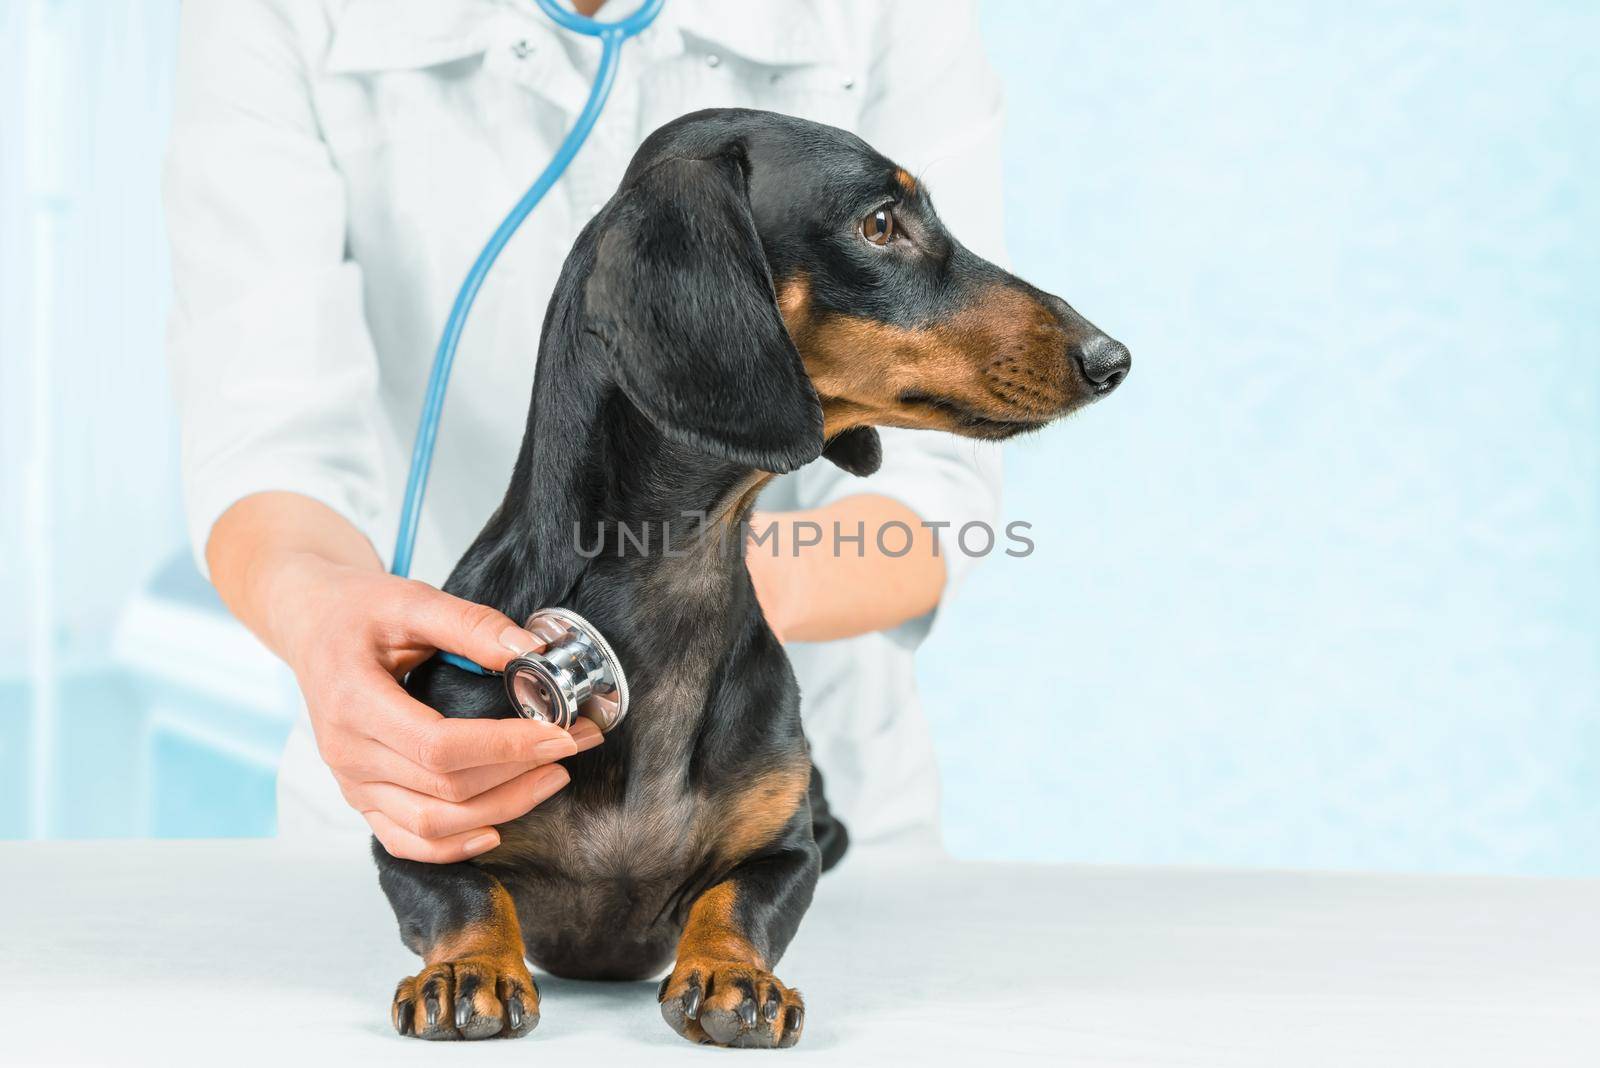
[503,608,630,732]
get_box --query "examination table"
[4,840,1595,1065]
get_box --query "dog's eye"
[862,208,895,246]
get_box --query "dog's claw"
[506,995,523,1031]
[395,999,414,1035]
[780,1003,804,1047]
[454,996,472,1031]
[733,977,759,1027]
[681,975,703,1020]
[762,987,779,1022]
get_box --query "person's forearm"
[747,494,946,643]
[207,491,382,663]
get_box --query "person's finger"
[346,706,601,799]
[406,716,579,773]
[364,810,502,864]
[353,763,571,841]
[359,671,579,771]
[397,581,544,672]
[341,738,546,803]
[569,717,605,753]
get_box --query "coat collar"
[324,0,502,73]
[324,0,836,76]
[667,0,835,67]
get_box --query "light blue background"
[922,0,1600,874]
[3,2,1596,875]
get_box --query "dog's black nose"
[1074,334,1131,394]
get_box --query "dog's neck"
[444,299,765,655]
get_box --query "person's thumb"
[403,583,541,672]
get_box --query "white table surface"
[3,840,1596,1066]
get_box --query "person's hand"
[270,553,602,863]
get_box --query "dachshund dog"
[379,108,1130,1047]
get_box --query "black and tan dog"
[380,108,1129,1047]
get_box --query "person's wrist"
[262,550,350,669]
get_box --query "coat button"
[511,39,532,60]
[705,53,721,68]
[842,77,855,90]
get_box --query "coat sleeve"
[791,0,1008,637]
[164,0,385,575]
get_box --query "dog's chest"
[566,782,713,876]
[483,781,731,981]
[488,760,747,884]
[479,717,809,978]
[467,587,808,978]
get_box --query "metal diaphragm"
[502,607,629,732]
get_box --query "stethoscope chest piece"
[503,608,630,732]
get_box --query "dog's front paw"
[391,954,539,1040]
[658,960,804,1048]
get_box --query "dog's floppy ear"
[584,148,824,474]
[822,426,882,477]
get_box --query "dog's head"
[583,109,1129,476]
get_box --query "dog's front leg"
[659,816,821,1048]
[373,840,539,1040]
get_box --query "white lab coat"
[166,0,1005,851]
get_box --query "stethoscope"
[391,0,665,732]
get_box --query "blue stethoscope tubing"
[392,0,664,676]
